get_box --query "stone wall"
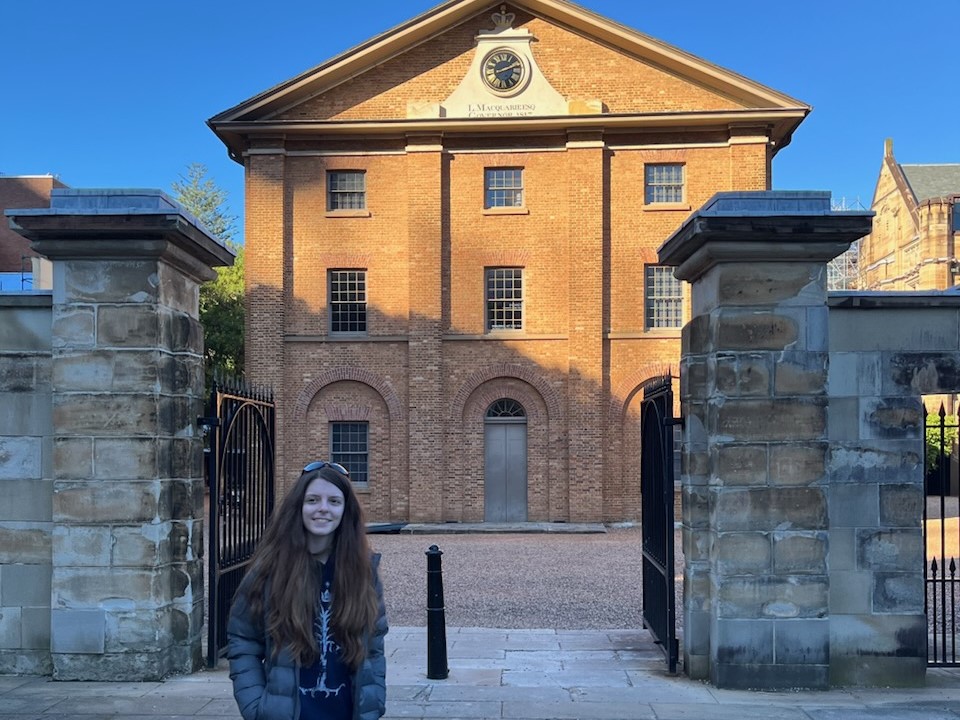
[661,190,960,688]
[826,293,960,685]
[0,293,53,674]
[3,189,233,680]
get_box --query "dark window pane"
[331,422,368,484]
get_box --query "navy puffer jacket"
[227,554,388,720]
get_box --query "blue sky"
[3,0,957,238]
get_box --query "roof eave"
[210,107,809,163]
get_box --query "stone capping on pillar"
[5,189,235,281]
[658,191,874,282]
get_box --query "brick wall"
[242,7,777,523]
[0,176,64,273]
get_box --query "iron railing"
[640,374,679,674]
[201,379,275,667]
[925,405,960,666]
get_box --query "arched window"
[486,398,526,418]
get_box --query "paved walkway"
[4,626,960,719]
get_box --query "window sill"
[352,483,371,493]
[642,204,691,212]
[483,207,529,216]
[325,209,371,218]
[641,328,683,337]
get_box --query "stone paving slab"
[4,626,960,719]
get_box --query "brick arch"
[293,367,403,422]
[450,362,562,425]
[609,363,677,428]
[464,381,543,425]
[606,363,678,520]
[450,371,556,522]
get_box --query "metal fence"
[640,374,679,674]
[200,379,275,667]
[925,405,960,666]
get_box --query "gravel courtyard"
[370,526,675,630]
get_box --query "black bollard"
[425,544,449,679]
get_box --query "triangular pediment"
[210,0,808,154]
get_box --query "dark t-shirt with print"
[298,559,353,720]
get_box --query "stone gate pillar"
[658,191,872,689]
[8,189,234,680]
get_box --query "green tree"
[172,164,244,387]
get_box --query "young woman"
[227,461,388,720]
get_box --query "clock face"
[482,49,525,93]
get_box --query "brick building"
[0,175,65,290]
[860,138,960,291]
[209,0,809,523]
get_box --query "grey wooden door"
[484,421,527,522]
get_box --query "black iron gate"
[200,379,276,667]
[925,404,960,666]
[640,374,679,674]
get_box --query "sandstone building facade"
[860,139,960,291]
[209,0,809,522]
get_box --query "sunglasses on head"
[303,460,350,477]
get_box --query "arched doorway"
[484,398,528,522]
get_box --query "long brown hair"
[240,465,378,670]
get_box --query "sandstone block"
[715,444,767,486]
[774,618,829,664]
[51,305,95,348]
[52,526,111,566]
[53,394,158,436]
[714,487,827,532]
[0,307,51,351]
[682,314,710,355]
[53,437,93,480]
[157,263,200,315]
[713,397,826,442]
[715,532,771,574]
[828,439,922,484]
[0,436,42,480]
[715,354,771,396]
[828,570,872,614]
[0,607,21,648]
[0,526,51,564]
[874,572,923,614]
[20,607,51,650]
[715,262,820,307]
[93,438,159,480]
[886,352,960,395]
[879,484,923,527]
[0,355,42,392]
[1,563,51,605]
[97,305,160,347]
[0,393,52,436]
[774,352,827,395]
[772,531,827,574]
[0,478,52,522]
[829,483,878,528]
[63,260,160,304]
[716,310,798,351]
[860,396,923,440]
[50,608,105,653]
[717,575,828,619]
[829,613,926,662]
[53,350,160,392]
[714,618,773,663]
[857,529,923,572]
[53,481,160,523]
[160,311,204,354]
[769,443,826,486]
